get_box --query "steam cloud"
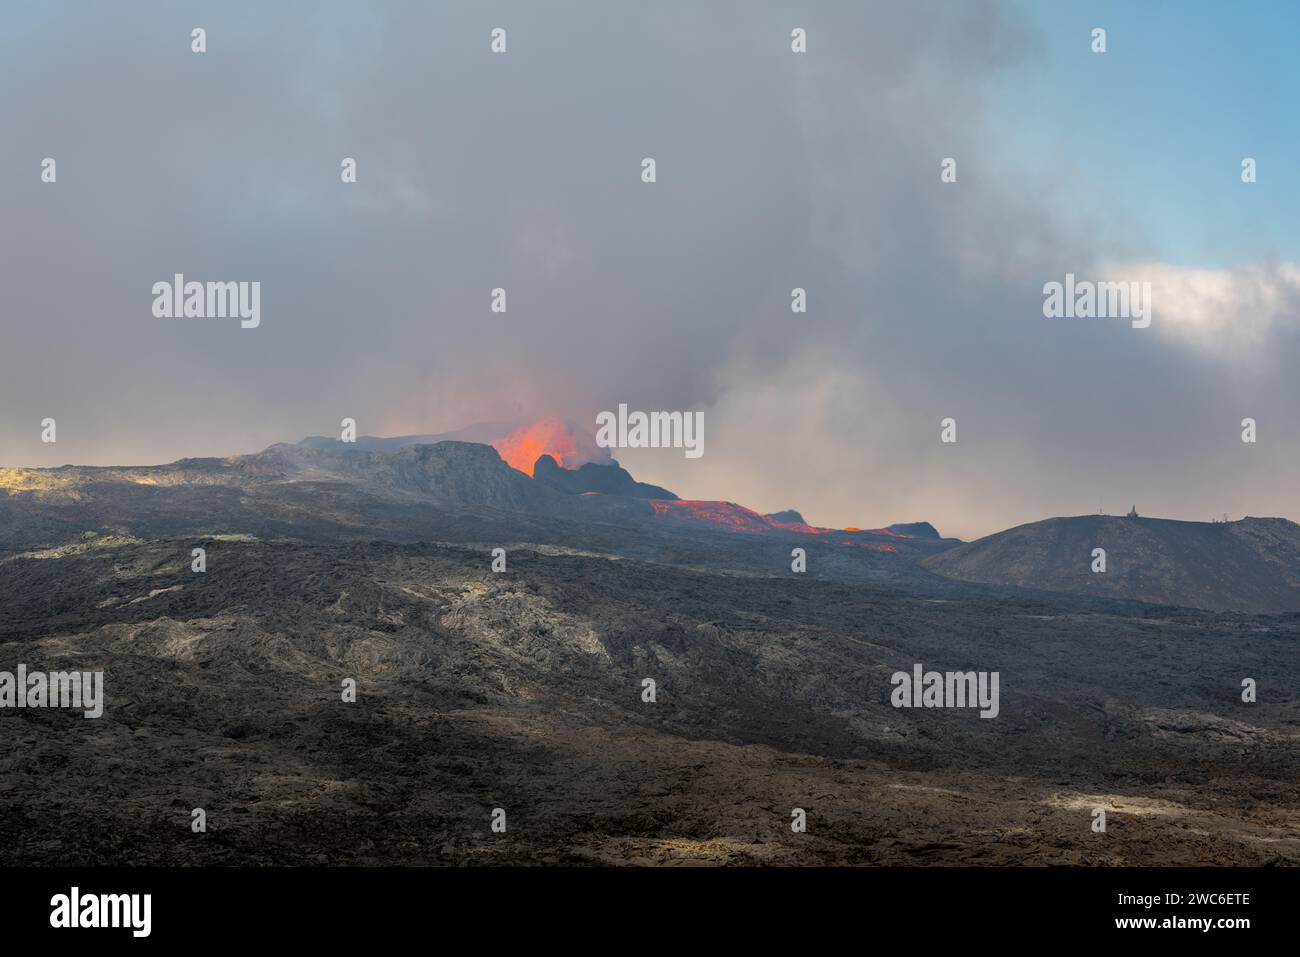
[2,1,1296,539]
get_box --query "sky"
[2,1,1299,540]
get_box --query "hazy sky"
[3,1,1298,540]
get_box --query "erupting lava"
[490,417,600,476]
[488,418,904,552]
[647,500,899,549]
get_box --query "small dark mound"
[888,522,941,539]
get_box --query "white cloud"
[1120,261,1300,355]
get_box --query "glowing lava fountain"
[490,417,595,476]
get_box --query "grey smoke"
[1,1,1295,539]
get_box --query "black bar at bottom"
[0,866,1279,942]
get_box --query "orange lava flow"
[490,418,579,475]
[648,500,898,551]
[649,499,775,533]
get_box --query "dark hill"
[888,522,941,539]
[923,514,1300,612]
[532,454,677,500]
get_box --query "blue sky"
[994,0,1298,266]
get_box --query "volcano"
[296,417,613,478]
[488,417,611,476]
[532,453,678,500]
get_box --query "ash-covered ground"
[2,538,1296,865]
